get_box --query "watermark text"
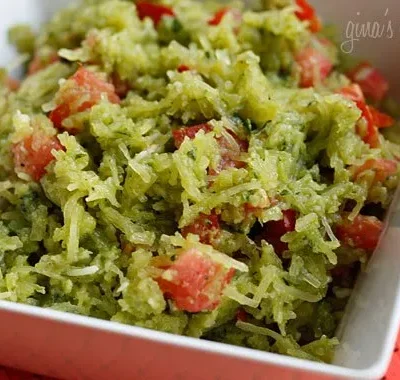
[341,9,394,54]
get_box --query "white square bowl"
[0,1,400,379]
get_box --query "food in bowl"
[1,0,399,364]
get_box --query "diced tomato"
[181,211,221,245]
[157,248,234,312]
[338,85,380,148]
[244,196,276,218]
[28,52,59,76]
[335,214,383,252]
[244,203,263,218]
[261,209,297,255]
[352,159,397,184]
[172,123,213,148]
[71,67,120,105]
[295,47,333,88]
[208,7,242,28]
[244,203,268,219]
[49,67,120,130]
[121,241,135,255]
[368,106,395,128]
[362,125,380,148]
[111,73,131,99]
[340,84,394,146]
[208,7,229,26]
[49,103,70,130]
[235,308,247,322]
[177,64,191,73]
[12,133,64,181]
[136,2,175,26]
[213,130,248,173]
[5,77,20,91]
[223,130,249,153]
[295,0,321,33]
[173,123,248,173]
[347,62,389,102]
[338,84,365,104]
[356,101,380,148]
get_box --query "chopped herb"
[187,150,196,160]
[244,118,257,133]
[232,113,257,134]
[172,18,183,33]
[204,218,212,226]
[261,120,272,130]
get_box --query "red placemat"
[385,337,400,380]
[0,367,52,379]
[0,335,399,380]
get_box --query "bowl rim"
[0,1,399,378]
[0,298,397,380]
